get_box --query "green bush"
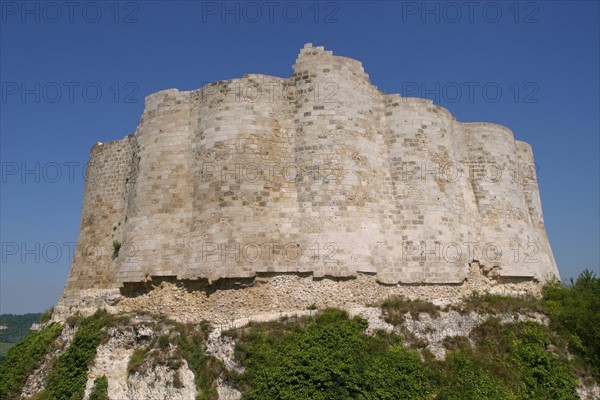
[543,269,600,378]
[0,323,63,399]
[435,318,577,399]
[89,375,109,400]
[508,323,577,399]
[232,307,582,399]
[235,308,431,400]
[363,344,431,400]
[39,311,108,400]
[435,352,514,400]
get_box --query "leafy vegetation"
[230,271,600,399]
[176,322,226,400]
[232,308,431,399]
[434,351,514,400]
[543,269,600,379]
[112,240,122,259]
[0,323,63,399]
[38,311,109,400]
[436,318,578,399]
[0,271,597,399]
[89,375,109,400]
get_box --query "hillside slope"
[1,272,598,400]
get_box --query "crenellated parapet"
[59,44,558,308]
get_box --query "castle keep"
[58,44,559,317]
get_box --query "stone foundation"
[55,263,541,325]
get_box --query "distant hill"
[0,314,42,343]
[0,313,43,362]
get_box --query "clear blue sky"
[1,1,598,314]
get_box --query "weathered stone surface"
[57,44,558,314]
[81,323,197,400]
[54,263,542,326]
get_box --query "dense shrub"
[235,308,431,400]
[435,351,514,400]
[543,269,600,378]
[436,318,578,399]
[363,343,431,400]
[39,311,108,400]
[508,323,577,399]
[0,323,63,399]
[233,306,582,399]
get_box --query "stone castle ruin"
[56,44,559,321]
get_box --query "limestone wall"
[189,75,296,280]
[119,89,194,283]
[385,97,472,283]
[60,43,559,307]
[63,136,135,296]
[291,45,395,278]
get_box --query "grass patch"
[173,370,184,388]
[89,375,109,400]
[176,322,227,400]
[381,296,441,325]
[223,314,314,341]
[127,334,180,376]
[441,336,470,352]
[127,346,148,375]
[456,292,544,315]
